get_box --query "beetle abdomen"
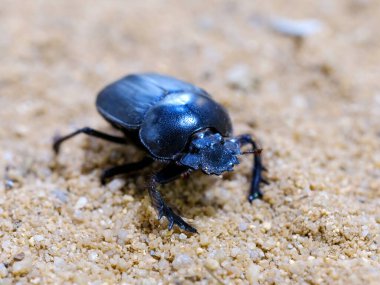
[140,92,232,159]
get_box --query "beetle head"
[180,130,241,175]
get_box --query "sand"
[0,0,379,284]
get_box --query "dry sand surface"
[1,1,380,284]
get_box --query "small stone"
[122,195,134,203]
[179,233,187,240]
[34,235,44,242]
[53,257,66,268]
[196,248,204,255]
[75,197,88,209]
[361,226,369,238]
[205,258,219,271]
[51,189,69,203]
[103,229,114,242]
[268,17,323,38]
[246,264,261,284]
[238,222,248,231]
[262,222,272,231]
[231,247,241,257]
[14,252,25,261]
[1,240,12,251]
[107,178,126,192]
[88,251,98,261]
[12,257,33,275]
[0,263,8,278]
[117,229,130,243]
[73,210,85,222]
[199,234,210,247]
[172,254,192,269]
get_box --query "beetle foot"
[248,189,263,203]
[52,135,62,154]
[158,206,198,233]
[248,177,266,203]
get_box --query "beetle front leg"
[235,134,267,202]
[148,164,197,233]
[53,127,127,154]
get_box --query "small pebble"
[246,264,261,284]
[117,229,130,243]
[75,197,88,209]
[14,252,25,261]
[172,254,192,269]
[107,178,126,192]
[53,257,66,268]
[238,222,248,231]
[179,233,187,240]
[34,235,44,242]
[262,222,272,231]
[51,189,69,203]
[268,17,323,37]
[205,258,219,271]
[0,263,8,278]
[89,251,98,261]
[12,257,33,275]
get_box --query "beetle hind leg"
[235,134,267,202]
[53,127,127,154]
[148,164,197,233]
[100,157,154,185]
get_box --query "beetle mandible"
[53,73,267,233]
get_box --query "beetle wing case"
[96,74,165,129]
[96,73,210,130]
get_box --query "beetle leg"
[235,134,267,202]
[100,157,154,185]
[53,127,127,154]
[148,164,197,233]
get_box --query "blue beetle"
[53,73,267,233]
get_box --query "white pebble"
[205,258,219,270]
[172,254,192,269]
[89,251,98,261]
[361,226,369,238]
[268,17,323,37]
[53,257,66,268]
[12,257,33,275]
[117,229,130,243]
[107,178,126,192]
[1,240,12,251]
[231,247,241,257]
[0,263,8,278]
[179,233,187,240]
[75,197,88,209]
[34,235,44,242]
[246,264,261,284]
[239,222,248,231]
[52,189,68,203]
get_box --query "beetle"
[53,73,267,233]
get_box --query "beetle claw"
[160,206,197,233]
[248,190,263,203]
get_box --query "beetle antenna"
[241,149,262,155]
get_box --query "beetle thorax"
[180,129,241,175]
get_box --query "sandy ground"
[1,0,380,284]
